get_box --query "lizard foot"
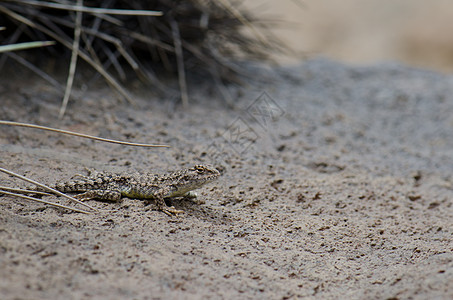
[161,205,185,216]
[74,193,92,202]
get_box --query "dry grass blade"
[0,189,91,214]
[0,120,169,148]
[0,1,283,105]
[217,0,268,46]
[0,41,55,53]
[6,0,162,16]
[0,4,135,104]
[59,0,83,118]
[0,166,98,212]
[0,186,52,196]
[170,18,188,107]
[5,51,63,89]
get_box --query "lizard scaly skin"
[53,165,220,216]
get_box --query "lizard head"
[171,164,220,196]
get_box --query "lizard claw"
[161,205,185,216]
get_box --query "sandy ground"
[1,59,453,299]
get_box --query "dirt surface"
[1,59,453,299]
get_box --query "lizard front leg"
[154,188,184,216]
[155,196,184,216]
[75,189,122,202]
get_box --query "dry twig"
[0,120,169,148]
[0,189,91,214]
[59,0,83,118]
[0,1,282,107]
[0,166,96,212]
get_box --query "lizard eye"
[194,165,204,173]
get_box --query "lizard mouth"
[172,170,219,197]
[184,176,217,190]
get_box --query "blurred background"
[246,0,453,73]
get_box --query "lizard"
[49,165,220,216]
